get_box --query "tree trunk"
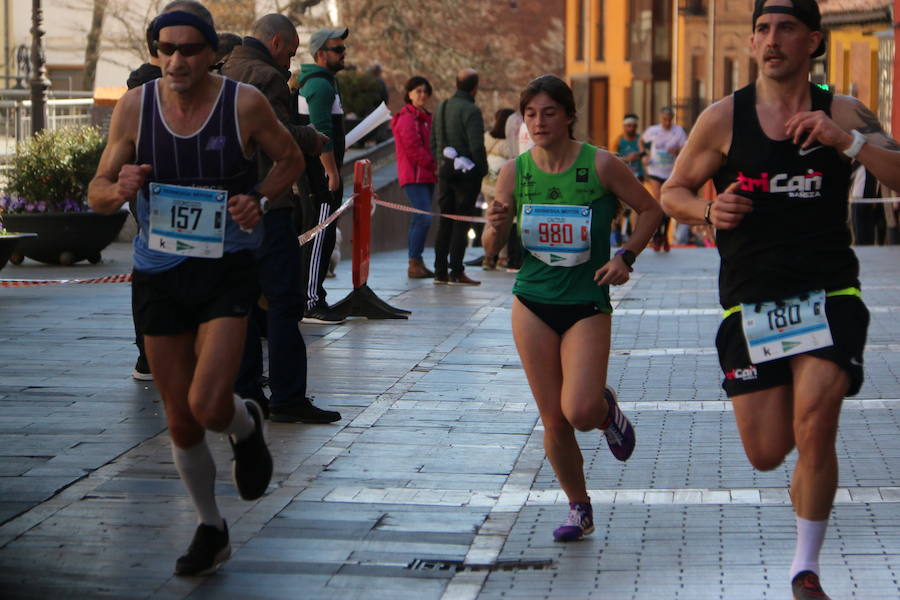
[82,0,109,91]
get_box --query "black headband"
[152,10,219,51]
[752,1,825,58]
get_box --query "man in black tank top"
[661,2,900,599]
[88,2,303,577]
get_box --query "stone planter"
[0,233,37,271]
[2,210,128,265]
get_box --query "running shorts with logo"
[716,293,868,397]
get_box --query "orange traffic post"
[331,160,410,320]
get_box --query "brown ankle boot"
[408,258,434,279]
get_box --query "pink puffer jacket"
[391,103,437,186]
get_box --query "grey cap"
[309,27,348,57]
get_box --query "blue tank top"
[133,77,261,273]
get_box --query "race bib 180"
[520,204,591,267]
[741,290,833,364]
[148,183,226,258]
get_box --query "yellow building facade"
[565,0,634,149]
[827,27,882,110]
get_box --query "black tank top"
[712,83,858,308]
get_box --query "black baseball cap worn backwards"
[752,0,825,58]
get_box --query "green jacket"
[297,64,344,159]
[430,90,488,179]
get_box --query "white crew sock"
[171,439,224,531]
[790,516,828,580]
[223,394,255,443]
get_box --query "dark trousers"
[300,181,342,311]
[235,208,307,408]
[434,176,481,275]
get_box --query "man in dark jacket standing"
[296,27,349,323]
[222,13,340,424]
[430,68,488,285]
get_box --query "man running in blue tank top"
[662,1,900,598]
[88,1,304,576]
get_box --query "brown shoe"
[449,272,481,286]
[434,272,449,284]
[407,258,434,279]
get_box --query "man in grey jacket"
[430,68,488,285]
[222,13,340,424]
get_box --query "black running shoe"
[792,571,831,600]
[270,397,341,424]
[229,400,273,500]
[174,522,231,576]
[132,354,152,381]
[303,305,345,324]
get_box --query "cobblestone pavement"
[1,243,898,599]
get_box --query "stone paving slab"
[1,243,899,599]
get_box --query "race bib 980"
[520,204,591,267]
[148,183,227,258]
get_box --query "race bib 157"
[148,183,227,258]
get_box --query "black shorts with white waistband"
[715,294,869,397]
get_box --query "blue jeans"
[403,183,434,259]
[235,208,307,408]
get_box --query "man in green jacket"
[430,68,488,285]
[296,27,349,323]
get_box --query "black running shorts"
[715,294,869,397]
[132,250,259,336]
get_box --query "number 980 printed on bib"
[148,183,227,258]
[520,204,591,267]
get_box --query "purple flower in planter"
[62,198,84,213]
[0,195,9,212]
[36,200,47,212]
[12,197,25,212]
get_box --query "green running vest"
[512,143,617,309]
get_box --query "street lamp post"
[30,0,50,135]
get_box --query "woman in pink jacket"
[392,76,438,278]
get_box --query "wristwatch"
[615,248,636,271]
[248,189,269,214]
[843,129,866,159]
[704,201,713,225]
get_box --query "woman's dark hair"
[519,74,577,139]
[403,75,432,104]
[489,108,515,139]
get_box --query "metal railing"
[0,98,94,158]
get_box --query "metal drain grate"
[407,558,554,573]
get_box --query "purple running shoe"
[602,386,636,462]
[553,502,594,542]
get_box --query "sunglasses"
[322,45,346,54]
[155,41,209,57]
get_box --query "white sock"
[790,516,828,580]
[223,394,255,443]
[171,439,224,530]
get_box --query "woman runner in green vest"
[483,75,662,541]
